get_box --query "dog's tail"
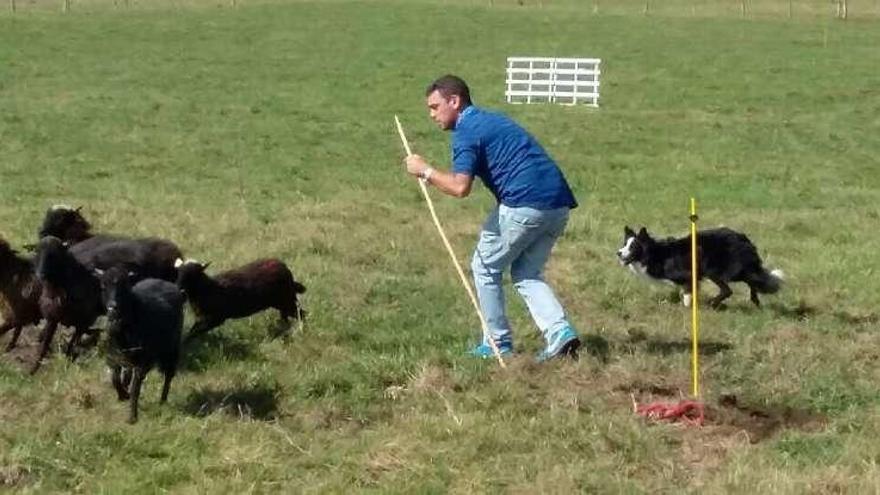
[751,268,785,294]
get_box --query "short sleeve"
[451,137,478,175]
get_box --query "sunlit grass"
[1,0,879,492]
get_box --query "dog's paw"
[682,294,692,307]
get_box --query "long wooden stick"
[394,115,506,368]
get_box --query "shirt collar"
[454,105,476,129]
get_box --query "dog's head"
[616,226,653,266]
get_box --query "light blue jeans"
[471,204,574,346]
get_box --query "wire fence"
[4,0,880,20]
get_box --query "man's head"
[425,75,472,131]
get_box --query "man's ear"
[450,94,462,111]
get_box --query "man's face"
[426,90,461,131]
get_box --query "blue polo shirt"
[451,105,578,210]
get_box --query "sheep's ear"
[174,258,184,268]
[202,262,211,270]
[75,206,83,213]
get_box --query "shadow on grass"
[181,384,280,420]
[582,335,610,363]
[644,340,732,356]
[179,331,261,373]
[768,301,818,321]
[709,394,826,443]
[625,328,731,356]
[832,310,879,327]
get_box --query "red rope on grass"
[634,399,705,426]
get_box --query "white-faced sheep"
[175,258,305,343]
[38,205,183,282]
[96,266,184,424]
[0,238,42,351]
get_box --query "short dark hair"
[425,75,472,106]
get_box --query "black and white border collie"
[616,226,784,308]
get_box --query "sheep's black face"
[96,266,134,319]
[34,236,69,283]
[175,261,207,289]
[38,206,91,242]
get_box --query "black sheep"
[32,236,104,374]
[97,266,184,424]
[38,205,183,282]
[0,238,42,351]
[38,205,100,244]
[175,258,305,343]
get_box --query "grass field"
[2,0,880,492]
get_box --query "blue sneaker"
[470,339,513,358]
[536,326,580,362]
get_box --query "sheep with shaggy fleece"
[38,205,183,282]
[175,258,305,343]
[32,236,104,373]
[0,238,42,352]
[97,266,184,424]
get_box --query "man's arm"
[405,154,473,198]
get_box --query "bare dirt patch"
[0,464,30,488]
[0,325,99,373]
[618,381,826,443]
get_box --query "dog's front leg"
[681,285,694,307]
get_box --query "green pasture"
[1,0,879,492]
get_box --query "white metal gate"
[505,57,601,107]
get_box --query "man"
[404,74,581,361]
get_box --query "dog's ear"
[637,227,649,239]
[624,226,635,237]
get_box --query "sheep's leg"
[111,365,130,401]
[278,309,290,324]
[184,318,223,343]
[160,370,175,403]
[748,286,761,307]
[127,367,146,424]
[30,320,59,374]
[64,326,87,360]
[275,308,293,335]
[4,324,24,352]
[121,367,133,389]
[279,303,306,334]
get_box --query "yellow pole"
[690,198,700,398]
